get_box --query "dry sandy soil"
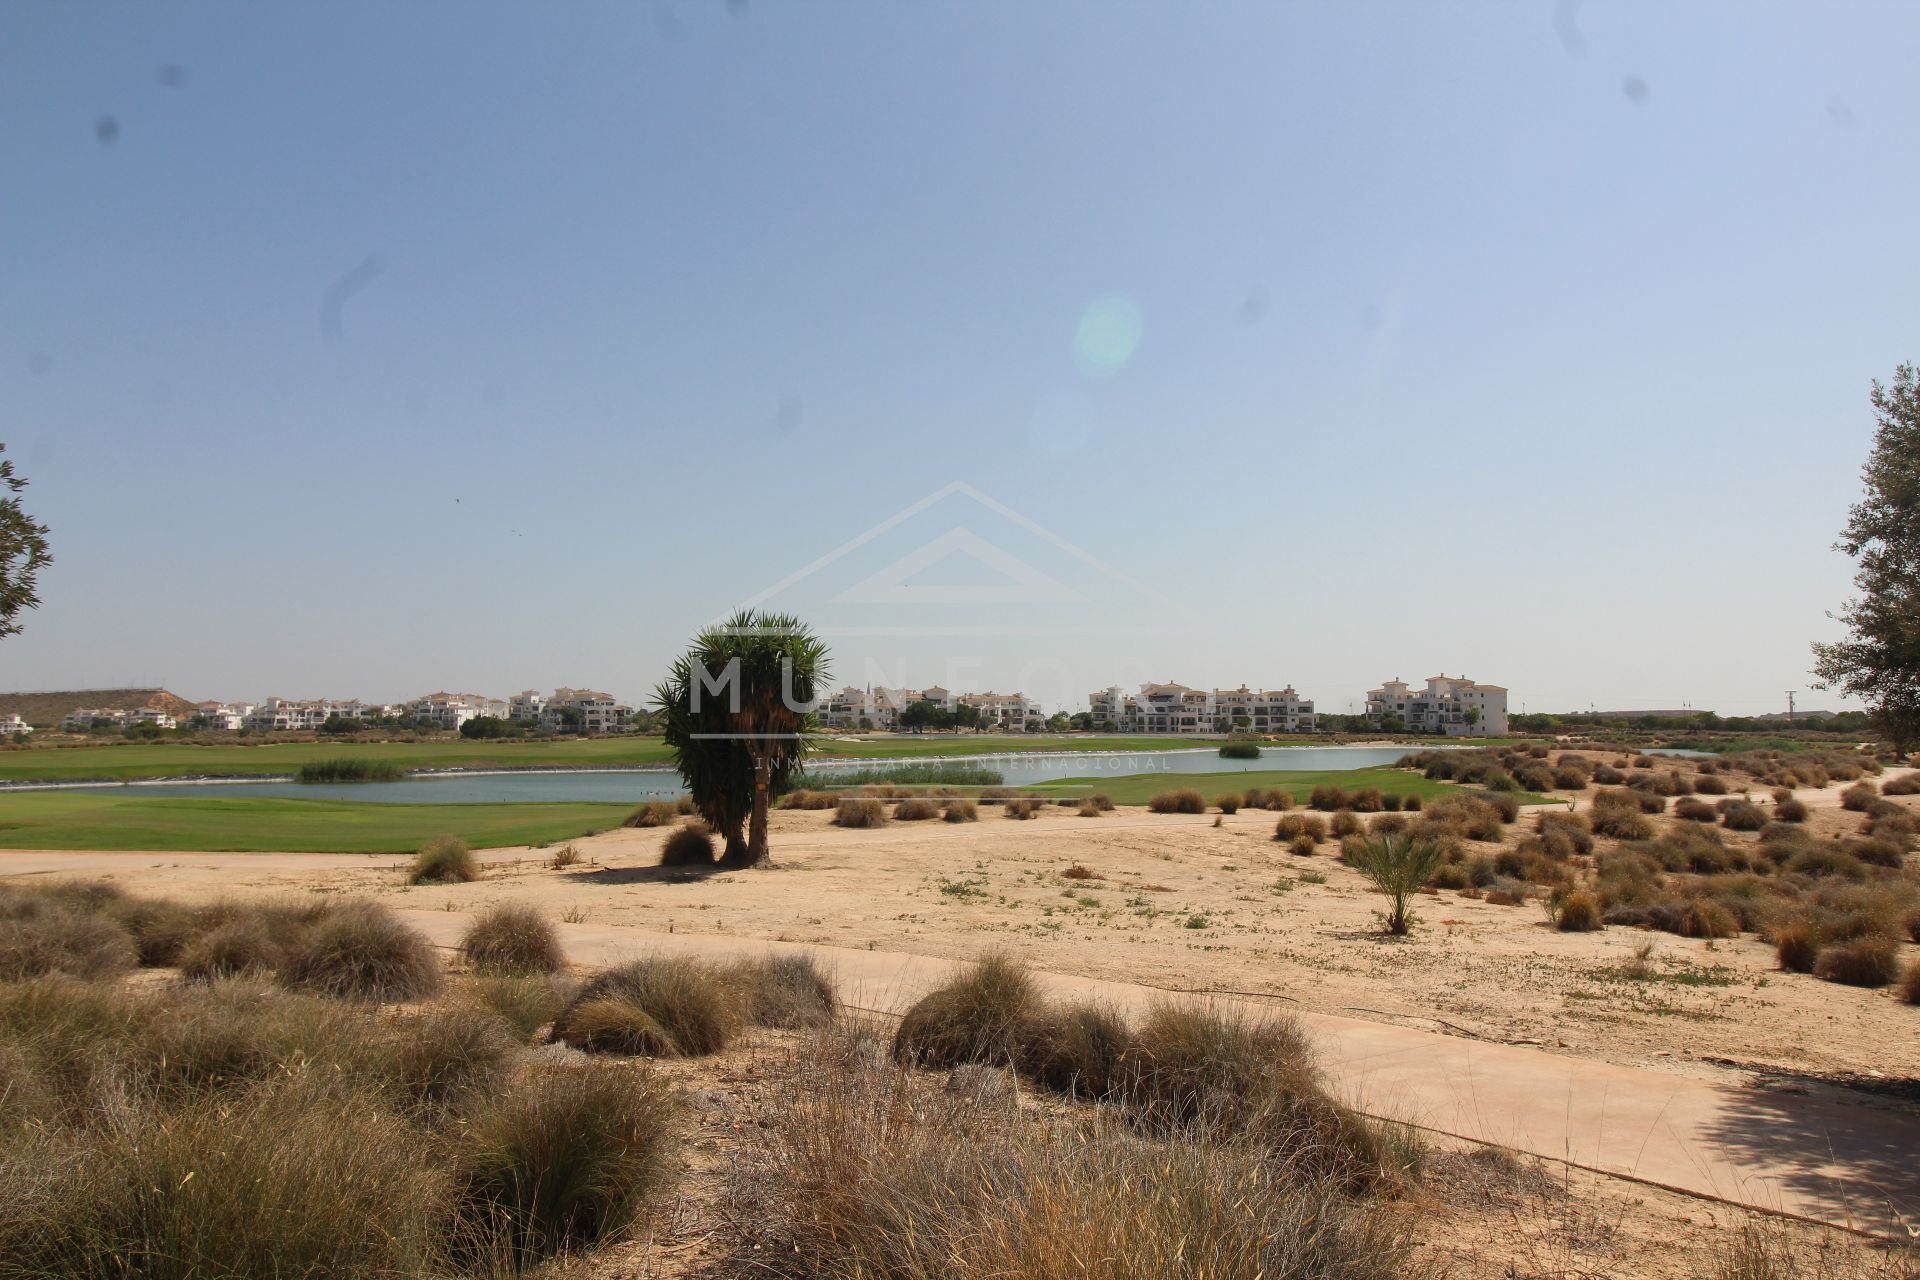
[6,752,1920,1277]
[8,759,1916,1090]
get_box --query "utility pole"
[1785,690,1796,729]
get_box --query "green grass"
[0,760,1549,852]
[0,734,1308,784]
[0,793,628,852]
[1028,766,1548,808]
[806,762,1006,788]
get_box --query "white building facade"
[63,708,129,730]
[405,693,500,731]
[192,702,252,730]
[244,697,396,731]
[815,686,1043,731]
[1088,683,1316,734]
[536,688,633,734]
[1365,674,1508,736]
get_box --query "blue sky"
[3,2,1915,715]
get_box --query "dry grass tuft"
[381,1004,517,1110]
[107,896,198,966]
[1774,921,1822,973]
[463,974,571,1040]
[0,1076,447,1277]
[777,790,839,810]
[1554,890,1602,932]
[552,955,744,1056]
[0,890,137,982]
[278,900,443,1002]
[1020,1000,1133,1099]
[460,903,564,976]
[1839,781,1879,811]
[1812,937,1899,988]
[729,1041,1410,1280]
[739,953,840,1029]
[1114,1002,1398,1193]
[1147,789,1206,815]
[659,821,718,867]
[408,835,479,885]
[179,915,281,982]
[549,997,674,1055]
[454,1060,680,1269]
[1274,813,1328,844]
[624,799,682,826]
[894,952,1044,1069]
[833,797,889,828]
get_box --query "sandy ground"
[4,756,1918,1268]
[6,767,1915,1089]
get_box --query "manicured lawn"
[0,793,630,853]
[1027,766,1551,808]
[0,734,1277,783]
[0,738,679,783]
[809,734,1318,759]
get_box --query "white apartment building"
[962,691,1042,729]
[537,688,633,734]
[193,701,253,730]
[1088,683,1316,734]
[244,697,390,731]
[816,686,882,729]
[815,686,1042,731]
[1210,685,1317,733]
[59,706,178,731]
[62,708,125,730]
[405,692,501,731]
[1365,674,1509,736]
[508,690,547,722]
[0,714,31,735]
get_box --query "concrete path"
[402,910,1920,1239]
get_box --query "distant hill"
[0,688,197,728]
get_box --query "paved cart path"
[403,909,1920,1239]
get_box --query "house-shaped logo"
[736,481,1146,627]
[724,482,1155,716]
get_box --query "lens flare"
[1072,294,1143,378]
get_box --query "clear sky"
[3,2,1916,716]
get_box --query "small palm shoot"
[1346,833,1445,936]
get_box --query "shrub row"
[890,954,1407,1194]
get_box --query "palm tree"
[653,653,754,864]
[654,610,828,868]
[1344,833,1446,936]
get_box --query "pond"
[52,745,1427,805]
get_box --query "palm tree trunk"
[718,819,750,867]
[745,748,772,866]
